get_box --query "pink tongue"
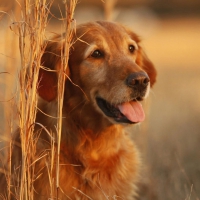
[118,101,145,123]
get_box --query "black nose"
[126,72,150,88]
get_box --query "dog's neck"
[36,95,132,175]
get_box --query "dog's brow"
[128,40,138,50]
[84,44,97,58]
[83,40,109,59]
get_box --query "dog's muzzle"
[96,71,150,124]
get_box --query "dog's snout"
[126,72,150,88]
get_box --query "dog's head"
[38,21,156,124]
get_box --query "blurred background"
[0,0,200,199]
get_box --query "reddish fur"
[0,21,156,199]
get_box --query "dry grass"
[0,0,77,199]
[17,1,50,198]
[103,0,117,20]
[55,0,77,197]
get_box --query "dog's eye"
[91,50,103,58]
[129,45,136,53]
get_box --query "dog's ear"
[38,67,58,102]
[136,48,157,87]
[38,38,70,101]
[38,39,61,101]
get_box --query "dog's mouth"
[96,97,145,124]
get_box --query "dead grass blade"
[55,0,77,198]
[13,0,52,199]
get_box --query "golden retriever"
[0,21,156,199]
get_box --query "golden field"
[0,1,200,199]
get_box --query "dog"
[0,21,156,199]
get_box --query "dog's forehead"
[76,21,135,45]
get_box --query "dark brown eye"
[129,45,135,53]
[91,50,103,58]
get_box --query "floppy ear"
[38,38,66,101]
[38,67,58,102]
[38,39,61,101]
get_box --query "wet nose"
[126,72,150,88]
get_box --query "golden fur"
[0,21,156,199]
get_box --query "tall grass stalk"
[56,0,77,198]
[16,0,77,199]
[16,0,50,199]
[104,0,117,21]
